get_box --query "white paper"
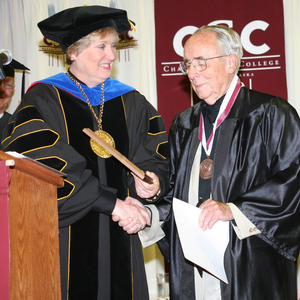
[173,198,229,283]
[6,151,26,158]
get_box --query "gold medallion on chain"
[90,129,115,158]
[67,71,115,158]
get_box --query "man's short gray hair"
[194,25,243,74]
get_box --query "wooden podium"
[0,151,64,299]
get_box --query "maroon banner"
[155,0,287,131]
[0,161,11,300]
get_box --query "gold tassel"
[128,19,136,32]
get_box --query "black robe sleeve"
[122,91,169,204]
[1,84,117,227]
[221,94,300,261]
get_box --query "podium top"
[0,150,64,188]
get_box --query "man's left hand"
[198,199,233,230]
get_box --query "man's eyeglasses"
[179,55,228,75]
[0,82,15,90]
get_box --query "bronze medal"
[90,129,115,158]
[199,157,213,180]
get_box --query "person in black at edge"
[1,5,168,300]
[121,25,300,300]
[0,59,29,140]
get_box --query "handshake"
[112,197,151,234]
[111,171,159,234]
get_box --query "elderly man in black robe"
[122,25,300,300]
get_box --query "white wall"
[283,1,300,112]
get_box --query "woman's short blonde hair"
[66,27,118,64]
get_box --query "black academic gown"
[1,83,169,300]
[0,111,11,141]
[158,86,300,300]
